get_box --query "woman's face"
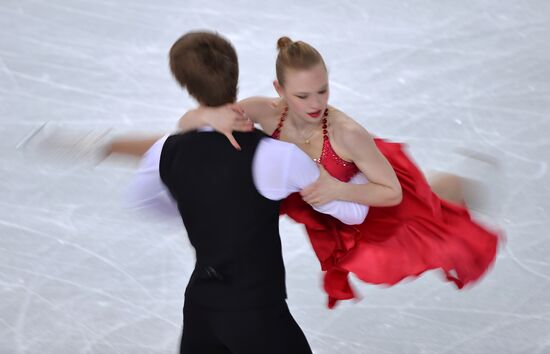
[277,62,329,122]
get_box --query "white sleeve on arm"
[123,134,180,218]
[252,138,302,200]
[253,138,369,225]
[313,172,369,225]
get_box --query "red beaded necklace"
[273,107,329,145]
[273,107,358,176]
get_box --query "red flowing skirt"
[280,139,501,308]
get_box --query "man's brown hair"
[169,31,238,106]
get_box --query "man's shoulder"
[233,129,270,141]
[166,130,201,143]
[160,131,203,161]
[163,130,216,150]
[167,129,266,144]
[163,130,268,158]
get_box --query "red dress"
[273,108,501,308]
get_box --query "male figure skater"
[126,31,368,354]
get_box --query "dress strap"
[271,106,288,139]
[274,107,329,139]
[321,109,329,141]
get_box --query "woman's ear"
[273,80,283,97]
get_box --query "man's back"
[159,130,286,309]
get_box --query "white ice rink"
[1,1,549,353]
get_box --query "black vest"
[159,130,286,309]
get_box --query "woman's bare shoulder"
[239,97,283,123]
[329,108,383,164]
[239,96,280,111]
[329,107,372,144]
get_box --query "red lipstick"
[307,110,321,118]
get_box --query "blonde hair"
[275,36,326,86]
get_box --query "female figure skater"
[171,36,501,308]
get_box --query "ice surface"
[1,1,549,353]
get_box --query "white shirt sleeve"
[123,134,180,218]
[126,134,369,225]
[253,138,369,225]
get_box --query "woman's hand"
[178,104,254,150]
[300,166,344,206]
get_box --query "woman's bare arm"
[106,135,165,158]
[336,123,402,206]
[177,97,280,148]
[108,98,278,157]
[301,117,402,207]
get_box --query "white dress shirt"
[126,131,369,225]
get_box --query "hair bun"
[277,36,293,51]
